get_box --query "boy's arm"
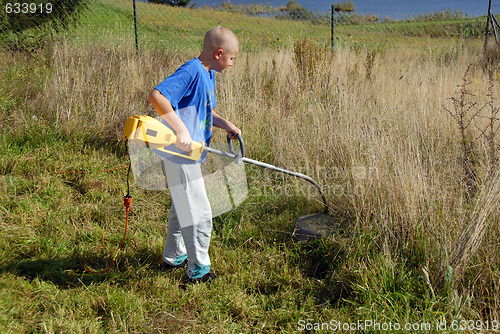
[148,89,193,152]
[213,111,241,139]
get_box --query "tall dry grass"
[7,38,499,317]
[17,41,192,144]
[215,42,499,312]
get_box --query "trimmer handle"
[227,133,245,158]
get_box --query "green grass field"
[1,0,491,52]
[55,0,490,51]
[1,0,499,332]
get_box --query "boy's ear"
[214,48,223,59]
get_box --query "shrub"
[278,0,311,21]
[334,0,354,13]
[149,0,191,7]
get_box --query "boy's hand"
[213,111,241,139]
[176,129,193,152]
[224,122,241,140]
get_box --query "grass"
[24,0,488,53]
[1,0,492,52]
[1,1,500,333]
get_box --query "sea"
[191,0,494,20]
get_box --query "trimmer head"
[294,213,341,241]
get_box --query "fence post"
[133,0,139,52]
[483,0,492,52]
[331,4,334,51]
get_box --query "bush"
[410,9,467,21]
[334,0,355,13]
[335,13,379,25]
[149,0,191,7]
[278,0,310,21]
[218,1,275,15]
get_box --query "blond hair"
[203,26,239,53]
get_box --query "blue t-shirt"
[154,58,216,164]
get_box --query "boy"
[148,26,240,284]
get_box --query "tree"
[333,0,355,12]
[279,0,309,21]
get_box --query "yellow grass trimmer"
[124,115,339,240]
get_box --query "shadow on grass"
[241,202,357,306]
[294,236,356,305]
[0,246,164,289]
[291,205,357,305]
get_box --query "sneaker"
[188,272,217,285]
[159,259,187,272]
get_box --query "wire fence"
[1,0,499,53]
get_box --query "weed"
[364,50,377,81]
[443,65,480,201]
[476,70,500,175]
[293,37,327,84]
[483,42,500,70]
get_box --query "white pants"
[161,159,212,279]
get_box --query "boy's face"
[214,42,239,73]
